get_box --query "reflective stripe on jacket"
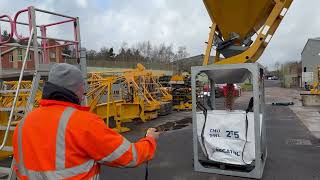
[13,99,157,180]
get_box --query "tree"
[163,44,175,63]
[2,30,9,41]
[98,47,110,60]
[108,48,115,58]
[125,49,132,57]
[274,62,280,72]
[120,42,128,51]
[86,49,97,59]
[274,62,282,78]
[136,41,152,61]
[1,30,16,43]
[175,46,189,61]
[83,41,189,64]
[116,48,126,61]
[62,45,71,55]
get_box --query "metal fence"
[66,58,176,72]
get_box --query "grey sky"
[0,0,319,69]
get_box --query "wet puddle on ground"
[155,117,192,132]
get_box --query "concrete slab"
[301,94,320,106]
[291,106,320,140]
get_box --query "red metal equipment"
[0,6,81,65]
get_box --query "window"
[28,53,32,61]
[304,67,307,72]
[17,49,22,55]
[9,55,13,62]
[17,49,23,61]
[50,52,56,59]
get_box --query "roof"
[172,54,216,64]
[0,44,41,56]
[61,53,72,58]
[309,37,320,41]
[301,37,320,55]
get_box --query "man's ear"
[75,83,85,101]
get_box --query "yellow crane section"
[0,81,42,159]
[86,63,172,133]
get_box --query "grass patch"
[241,83,253,91]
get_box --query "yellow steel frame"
[87,75,131,132]
[0,80,42,159]
[310,66,320,95]
[122,66,161,120]
[169,74,192,111]
[86,64,169,132]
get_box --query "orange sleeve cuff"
[138,136,157,161]
[144,136,157,146]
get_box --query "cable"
[145,161,149,180]
[241,113,250,165]
[242,97,253,165]
[197,102,209,158]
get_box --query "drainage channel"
[155,117,192,132]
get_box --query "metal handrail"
[13,8,30,41]
[0,28,34,151]
[34,8,76,19]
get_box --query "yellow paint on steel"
[203,0,275,41]
[0,80,43,159]
[203,23,217,66]
[202,0,293,65]
[87,63,170,132]
[0,112,14,159]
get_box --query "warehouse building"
[301,38,320,87]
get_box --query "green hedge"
[240,83,253,91]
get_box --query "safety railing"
[0,6,81,64]
[0,6,84,154]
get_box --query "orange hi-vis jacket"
[12,99,157,180]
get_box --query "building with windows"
[282,61,302,88]
[0,40,66,71]
[0,43,40,70]
[301,38,320,86]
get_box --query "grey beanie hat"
[48,63,85,93]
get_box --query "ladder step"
[1,146,13,152]
[0,89,31,93]
[0,126,15,131]
[0,108,25,112]
[0,167,11,178]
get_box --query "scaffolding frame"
[0,6,86,179]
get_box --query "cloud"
[0,0,320,69]
[76,0,88,8]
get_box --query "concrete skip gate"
[191,63,267,179]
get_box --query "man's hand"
[146,128,160,140]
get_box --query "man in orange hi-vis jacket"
[12,63,159,180]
